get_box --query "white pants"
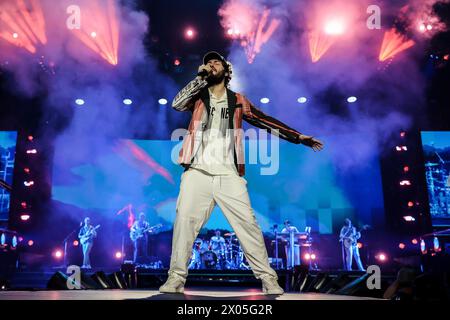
[82,242,93,266]
[168,168,278,280]
[344,244,365,271]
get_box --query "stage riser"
[6,269,396,298]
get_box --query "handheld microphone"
[197,69,210,78]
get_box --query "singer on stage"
[159,51,324,295]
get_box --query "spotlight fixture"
[399,180,411,186]
[54,250,63,259]
[297,97,307,104]
[23,181,35,187]
[376,253,387,262]
[185,27,196,39]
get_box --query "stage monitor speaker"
[312,273,331,292]
[47,271,71,290]
[301,273,330,293]
[108,272,128,289]
[334,273,369,296]
[80,271,102,289]
[320,273,352,294]
[91,271,114,289]
[47,270,103,290]
[298,273,314,292]
[292,265,309,291]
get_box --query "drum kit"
[188,232,250,270]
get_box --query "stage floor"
[0,288,382,300]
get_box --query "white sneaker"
[261,276,284,295]
[159,274,185,294]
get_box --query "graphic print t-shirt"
[191,88,238,175]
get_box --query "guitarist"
[339,218,365,271]
[78,217,97,269]
[130,212,151,264]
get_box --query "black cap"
[203,51,226,65]
[202,51,233,86]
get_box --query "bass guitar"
[80,225,100,245]
[130,223,162,241]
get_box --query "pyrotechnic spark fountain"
[0,0,47,54]
[220,3,280,64]
[242,8,280,64]
[115,140,174,184]
[71,0,120,65]
[379,28,415,62]
[308,18,345,63]
[308,29,337,63]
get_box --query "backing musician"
[78,217,98,269]
[130,212,150,264]
[281,220,300,234]
[210,230,226,253]
[339,218,365,271]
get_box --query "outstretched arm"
[242,98,324,151]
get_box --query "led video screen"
[0,131,18,221]
[421,131,450,226]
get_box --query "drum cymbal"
[224,232,236,237]
[425,162,438,167]
[279,232,306,236]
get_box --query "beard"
[207,69,226,86]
